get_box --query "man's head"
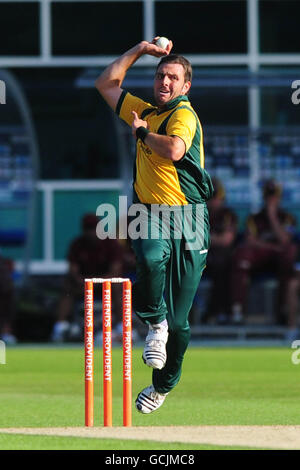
[82,213,99,239]
[208,177,226,209]
[154,54,192,107]
[262,179,282,203]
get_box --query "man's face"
[154,63,191,107]
[83,228,98,241]
[265,194,280,206]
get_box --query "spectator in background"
[230,180,298,325]
[116,215,137,281]
[285,267,300,342]
[51,213,125,342]
[202,178,238,324]
[112,215,138,341]
[286,258,300,343]
[0,253,17,344]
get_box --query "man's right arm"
[95,39,172,112]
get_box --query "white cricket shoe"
[135,385,168,414]
[142,323,168,369]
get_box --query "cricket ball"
[155,37,169,50]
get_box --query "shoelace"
[146,338,165,348]
[147,329,167,341]
[150,390,163,404]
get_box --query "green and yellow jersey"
[116,91,213,206]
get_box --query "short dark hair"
[211,177,225,200]
[156,54,192,83]
[262,179,282,199]
[82,213,98,230]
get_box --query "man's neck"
[157,94,189,112]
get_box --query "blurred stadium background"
[0,0,300,342]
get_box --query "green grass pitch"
[0,344,299,449]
